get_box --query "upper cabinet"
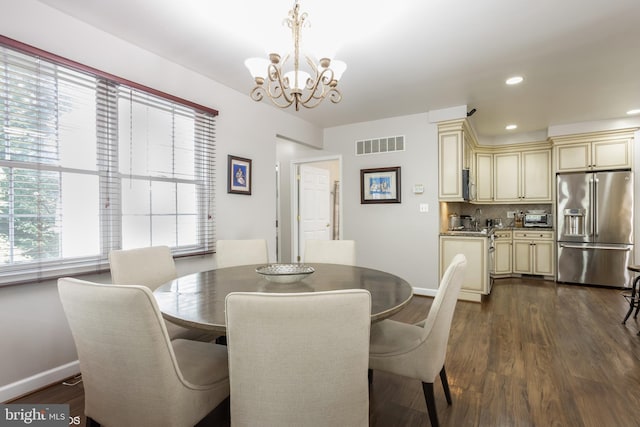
[437,118,553,204]
[493,152,520,202]
[473,143,552,204]
[475,152,493,202]
[438,119,478,201]
[493,149,552,202]
[521,150,553,201]
[551,129,635,172]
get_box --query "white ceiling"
[37,0,640,139]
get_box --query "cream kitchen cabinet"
[493,149,552,203]
[475,152,493,202]
[512,230,554,277]
[555,138,632,172]
[493,152,520,202]
[551,129,635,172]
[493,230,512,275]
[439,235,489,302]
[438,119,478,201]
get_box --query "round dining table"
[153,263,414,334]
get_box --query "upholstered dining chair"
[216,239,269,268]
[108,245,216,342]
[368,254,467,427]
[303,239,356,265]
[58,278,230,427]
[109,245,175,290]
[225,290,371,426]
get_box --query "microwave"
[523,213,553,228]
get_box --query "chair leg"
[439,366,453,405]
[624,276,640,323]
[622,302,634,324]
[422,381,439,427]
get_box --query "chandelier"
[244,0,347,110]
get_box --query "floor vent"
[355,135,405,155]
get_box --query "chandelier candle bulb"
[245,0,346,110]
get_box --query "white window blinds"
[115,87,215,253]
[0,41,216,285]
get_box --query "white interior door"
[299,164,331,261]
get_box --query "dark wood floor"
[10,277,640,426]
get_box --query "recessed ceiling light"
[505,76,524,85]
[627,108,640,116]
[505,124,518,130]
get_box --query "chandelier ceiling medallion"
[244,0,347,111]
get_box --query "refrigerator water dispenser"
[563,208,585,236]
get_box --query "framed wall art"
[360,166,401,204]
[227,155,252,195]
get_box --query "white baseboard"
[1,360,79,403]
[412,287,437,298]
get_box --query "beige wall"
[323,113,441,292]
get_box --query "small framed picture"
[360,167,401,204]
[227,155,252,195]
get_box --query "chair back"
[216,239,268,268]
[303,239,356,265]
[58,278,192,425]
[225,290,371,426]
[420,254,467,375]
[109,245,176,290]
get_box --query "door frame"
[291,154,342,263]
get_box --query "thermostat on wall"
[413,184,424,194]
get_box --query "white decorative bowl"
[255,264,315,283]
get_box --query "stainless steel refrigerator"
[556,170,634,287]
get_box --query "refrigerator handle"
[559,243,631,251]
[588,178,594,237]
[593,177,598,237]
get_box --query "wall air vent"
[355,135,405,156]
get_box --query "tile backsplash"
[441,202,553,230]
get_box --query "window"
[0,39,216,285]
[115,88,215,251]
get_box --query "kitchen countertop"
[440,229,493,237]
[440,226,554,237]
[501,227,555,232]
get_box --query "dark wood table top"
[154,263,414,333]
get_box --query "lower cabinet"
[512,230,555,276]
[439,230,555,303]
[493,230,512,275]
[439,235,489,302]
